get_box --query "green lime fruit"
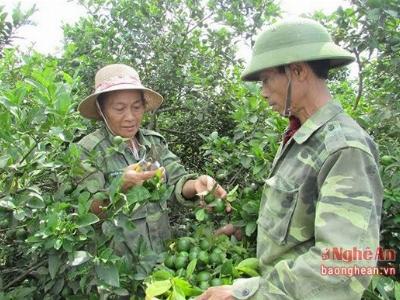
[381,155,394,164]
[190,246,201,253]
[5,229,15,239]
[15,228,27,240]
[210,278,223,286]
[199,239,210,251]
[197,271,211,282]
[175,255,189,269]
[199,281,210,290]
[189,251,199,261]
[212,247,224,255]
[209,252,223,266]
[178,251,189,257]
[177,238,191,252]
[164,254,176,269]
[112,135,124,145]
[198,251,209,265]
[212,199,226,213]
[204,193,215,204]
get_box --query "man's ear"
[290,62,308,81]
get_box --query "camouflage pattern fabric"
[232,100,383,300]
[77,125,196,255]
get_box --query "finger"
[195,291,209,300]
[214,185,227,198]
[225,202,232,213]
[137,170,157,180]
[234,228,243,241]
[206,176,215,190]
[215,224,235,236]
[205,204,213,213]
[126,163,141,172]
[199,199,206,208]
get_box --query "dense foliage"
[0,0,398,299]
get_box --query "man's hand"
[194,175,227,199]
[215,223,242,240]
[196,286,234,300]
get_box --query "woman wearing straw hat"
[77,64,227,255]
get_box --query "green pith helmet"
[241,18,355,81]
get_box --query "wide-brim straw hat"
[78,64,163,120]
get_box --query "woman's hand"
[121,163,163,191]
[182,175,227,200]
[196,286,234,300]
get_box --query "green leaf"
[109,176,122,202]
[151,269,173,281]
[0,155,10,168]
[195,208,206,221]
[69,251,91,266]
[245,222,257,236]
[126,185,151,205]
[113,288,129,296]
[235,266,259,277]
[186,258,197,279]
[145,279,172,297]
[96,263,120,287]
[13,208,26,221]
[221,260,233,276]
[26,196,45,209]
[76,213,99,227]
[226,185,239,202]
[48,254,61,279]
[0,195,16,209]
[85,179,101,193]
[395,281,400,300]
[54,239,62,250]
[236,258,259,270]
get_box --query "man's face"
[259,68,288,115]
[102,90,145,138]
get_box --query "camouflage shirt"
[77,125,196,254]
[232,100,383,300]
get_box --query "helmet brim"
[241,41,355,81]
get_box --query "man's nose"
[261,86,270,98]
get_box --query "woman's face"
[101,90,145,138]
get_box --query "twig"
[2,260,46,291]
[352,49,363,111]
[18,140,39,166]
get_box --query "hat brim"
[78,84,164,120]
[241,42,355,81]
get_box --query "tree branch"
[353,49,363,111]
[158,128,198,135]
[2,260,46,291]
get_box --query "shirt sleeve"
[232,147,383,300]
[157,140,198,207]
[75,145,106,194]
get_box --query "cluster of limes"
[162,236,243,290]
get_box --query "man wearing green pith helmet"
[197,18,383,300]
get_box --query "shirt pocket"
[257,176,299,245]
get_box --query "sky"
[3,0,350,56]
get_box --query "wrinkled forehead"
[101,89,144,105]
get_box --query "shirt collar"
[292,100,343,144]
[101,124,150,149]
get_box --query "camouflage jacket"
[77,126,196,255]
[232,100,383,300]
